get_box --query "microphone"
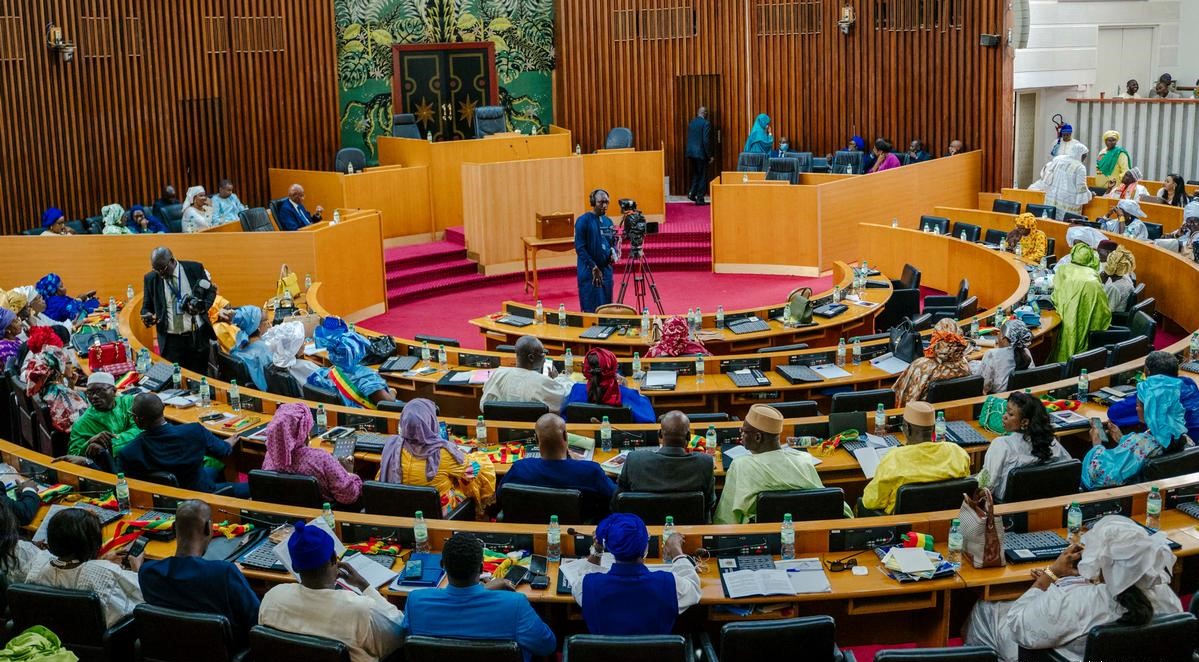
[216,508,294,528]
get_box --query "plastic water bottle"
[1190,332,1199,361]
[632,351,642,376]
[347,161,355,175]
[575,144,581,156]
[832,284,841,303]
[935,411,946,442]
[1067,502,1083,543]
[547,516,561,562]
[229,379,241,412]
[304,273,312,291]
[960,230,968,242]
[946,518,963,562]
[852,338,862,366]
[969,318,979,339]
[558,303,567,328]
[564,348,574,376]
[1014,241,1023,258]
[742,173,749,184]
[695,307,703,330]
[421,341,431,362]
[600,416,612,452]
[1077,369,1089,401]
[875,404,886,435]
[998,239,1006,253]
[836,338,846,367]
[427,132,434,144]
[716,305,725,329]
[126,284,135,302]
[316,404,328,433]
[891,217,899,228]
[413,511,430,552]
[686,308,695,333]
[783,301,792,325]
[437,344,448,369]
[281,289,294,309]
[780,514,796,560]
[199,377,211,408]
[332,209,341,224]
[662,515,676,551]
[1146,486,1162,529]
[115,473,130,512]
[706,425,717,450]
[641,309,650,337]
[172,363,182,388]
[695,354,705,384]
[107,297,117,319]
[136,348,150,374]
[476,416,487,443]
[993,306,1004,328]
[321,503,336,530]
[923,223,931,233]
[535,299,544,323]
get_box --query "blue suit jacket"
[275,200,317,231]
[685,117,711,159]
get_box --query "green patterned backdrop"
[335,0,555,162]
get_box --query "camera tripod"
[616,244,665,315]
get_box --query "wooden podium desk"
[268,165,433,242]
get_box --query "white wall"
[1180,0,1199,86]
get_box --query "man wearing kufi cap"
[569,513,701,635]
[68,371,141,457]
[861,401,971,515]
[1049,123,1089,163]
[259,521,405,662]
[714,405,850,524]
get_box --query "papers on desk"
[643,371,678,390]
[882,547,936,574]
[852,444,894,479]
[601,450,631,475]
[271,518,397,592]
[33,504,69,545]
[558,554,615,588]
[720,561,831,598]
[869,352,910,375]
[811,364,852,379]
[303,343,327,357]
[722,444,751,464]
[447,369,494,385]
[158,389,197,408]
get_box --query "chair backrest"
[83,216,104,234]
[1145,222,1164,240]
[604,127,634,149]
[954,279,970,302]
[564,403,632,423]
[134,603,238,662]
[830,388,895,413]
[919,215,950,234]
[595,303,637,315]
[736,152,765,172]
[894,477,978,514]
[756,488,846,522]
[160,203,184,233]
[785,151,813,172]
[563,634,690,662]
[955,296,979,320]
[991,199,1021,215]
[239,207,275,232]
[876,288,920,332]
[1062,211,1088,223]
[248,469,324,508]
[951,222,981,242]
[1129,310,1157,343]
[403,635,522,662]
[983,228,1006,246]
[265,365,304,398]
[7,583,110,655]
[392,113,421,139]
[771,401,819,418]
[613,491,707,525]
[1141,445,1199,481]
[686,412,730,423]
[1082,612,1197,662]
[718,616,838,662]
[216,351,254,388]
[1025,203,1057,219]
[898,263,922,290]
[500,483,583,524]
[925,374,985,403]
[1108,335,1152,366]
[1006,363,1065,391]
[1004,459,1081,502]
[362,481,445,518]
[765,157,799,184]
[1064,347,1108,377]
[333,147,366,174]
[911,312,934,331]
[249,625,349,662]
[1129,296,1155,319]
[831,150,863,174]
[828,411,866,436]
[475,106,507,138]
[482,401,550,422]
[875,646,997,662]
[303,381,344,406]
[268,198,286,225]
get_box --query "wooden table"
[522,235,575,299]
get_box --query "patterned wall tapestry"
[335,0,555,161]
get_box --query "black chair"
[333,147,366,174]
[362,481,474,520]
[83,215,104,234]
[924,278,969,309]
[830,388,895,414]
[1026,203,1057,219]
[268,198,286,226]
[1062,211,1088,223]
[499,483,583,524]
[248,625,348,662]
[757,488,846,522]
[894,477,978,514]
[756,343,809,353]
[1089,310,1156,348]
[1003,460,1081,502]
[133,603,244,662]
[992,199,1020,215]
[565,403,632,423]
[216,351,255,388]
[613,491,707,525]
[495,344,517,353]
[785,151,813,173]
[563,634,691,662]
[474,106,507,137]
[765,157,800,184]
[403,635,522,662]
[925,374,985,403]
[911,312,934,331]
[771,401,819,418]
[414,334,460,348]
[983,228,1006,246]
[1140,446,1199,481]
[604,127,634,149]
[1145,222,1163,240]
[951,222,981,242]
[699,615,849,662]
[830,150,863,175]
[391,112,421,139]
[248,469,324,508]
[919,215,950,234]
[1106,335,1152,367]
[1018,612,1196,662]
[1006,363,1065,391]
[303,381,343,406]
[687,412,730,423]
[7,583,137,661]
[377,400,406,413]
[1046,237,1056,256]
[159,203,184,233]
[238,207,275,232]
[144,470,180,489]
[1113,296,1154,327]
[482,400,549,422]
[876,647,996,662]
[876,288,920,331]
[736,152,765,172]
[828,412,866,436]
[264,365,303,398]
[1063,347,1108,377]
[891,263,922,290]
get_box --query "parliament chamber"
[2,1,1199,661]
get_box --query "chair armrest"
[922,295,958,308]
[697,632,719,662]
[103,615,138,660]
[890,279,905,289]
[1088,327,1131,347]
[853,497,886,518]
[447,499,476,521]
[836,645,855,662]
[1017,646,1070,662]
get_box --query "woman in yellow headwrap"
[1005,213,1048,263]
[208,295,239,352]
[1101,246,1136,314]
[1095,130,1131,189]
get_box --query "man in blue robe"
[574,189,618,312]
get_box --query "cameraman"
[141,247,217,374]
[574,189,619,312]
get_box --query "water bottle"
[706,425,717,450]
[1067,502,1083,543]
[600,416,612,452]
[347,161,355,175]
[969,318,979,339]
[535,299,544,323]
[686,308,695,333]
[946,518,963,562]
[923,223,931,233]
[115,473,130,513]
[575,144,581,156]
[835,338,846,367]
[136,348,150,374]
[935,411,946,442]
[742,173,749,184]
[229,379,241,412]
[316,404,328,433]
[875,404,886,435]
[1077,369,1089,401]
[414,511,430,552]
[564,348,574,376]
[695,354,705,384]
[783,301,792,325]
[993,306,1004,328]
[891,217,899,228]
[476,416,487,443]
[171,363,182,388]
[1190,332,1199,361]
[439,421,448,440]
[780,514,796,560]
[332,209,341,224]
[322,503,336,530]
[547,516,561,562]
[998,239,1007,253]
[421,340,431,362]
[695,307,703,330]
[641,308,650,337]
[558,303,567,328]
[832,284,841,303]
[852,338,862,366]
[959,230,968,242]
[437,344,448,369]
[1014,241,1023,258]
[662,515,676,551]
[281,289,293,309]
[126,284,135,302]
[632,351,642,376]
[427,131,434,144]
[107,296,117,319]
[715,305,725,329]
[304,273,312,291]
[1146,486,1162,529]
[199,377,210,408]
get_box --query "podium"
[268,166,433,241]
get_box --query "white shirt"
[1065,226,1105,249]
[24,557,143,627]
[479,367,573,413]
[181,206,213,232]
[1123,219,1148,240]
[1105,184,1149,201]
[980,432,1070,501]
[1031,156,1093,215]
[969,346,1034,395]
[162,263,196,335]
[259,584,404,662]
[286,359,321,384]
[1050,139,1089,162]
[570,556,702,614]
[3,540,50,584]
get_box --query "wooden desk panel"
[711,180,820,275]
[268,167,433,241]
[268,168,346,213]
[582,150,665,216]
[999,187,1182,233]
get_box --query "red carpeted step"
[383,241,468,270]
[387,259,478,287]
[444,226,466,246]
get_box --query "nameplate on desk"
[702,534,780,557]
[1063,497,1132,528]
[858,343,891,361]
[597,316,634,329]
[497,428,536,444]
[828,525,912,552]
[1166,483,1199,508]
[652,360,695,376]
[546,311,584,328]
[238,509,294,528]
[999,512,1030,534]
[593,428,653,449]
[436,371,474,387]
[452,531,534,554]
[239,395,264,413]
[459,353,501,369]
[342,522,415,547]
[18,459,56,486]
[793,422,828,439]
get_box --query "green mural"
[335,0,556,161]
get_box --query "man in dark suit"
[141,247,217,375]
[275,184,324,231]
[614,410,715,516]
[684,106,712,205]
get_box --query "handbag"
[958,487,1006,568]
[889,318,923,363]
[276,264,300,299]
[88,341,135,376]
[361,335,398,365]
[977,395,1007,434]
[787,288,814,325]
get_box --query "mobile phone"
[1090,417,1110,444]
[530,575,550,590]
[529,554,548,577]
[124,536,149,568]
[504,566,529,584]
[403,559,423,580]
[200,412,225,422]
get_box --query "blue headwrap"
[35,274,62,300]
[287,520,334,573]
[232,305,263,349]
[327,332,370,370]
[851,136,865,151]
[743,113,772,152]
[41,208,64,229]
[595,513,649,562]
[1137,375,1187,445]
[314,316,349,349]
[0,308,15,331]
[1060,124,1073,134]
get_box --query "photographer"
[140,246,217,374]
[574,189,619,312]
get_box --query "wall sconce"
[837,5,856,35]
[45,23,76,62]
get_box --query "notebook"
[642,371,678,390]
[390,552,447,589]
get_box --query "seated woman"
[1155,212,1199,259]
[1082,375,1190,489]
[965,516,1181,662]
[39,207,74,236]
[180,186,214,232]
[1005,213,1048,263]
[378,398,496,518]
[229,305,272,391]
[1051,243,1111,362]
[645,316,710,358]
[14,286,59,329]
[1100,199,1149,239]
[868,138,901,172]
[35,273,98,324]
[262,402,362,506]
[262,320,320,384]
[1155,173,1190,207]
[0,487,49,583]
[1104,167,1149,201]
[306,331,398,409]
[970,319,1034,394]
[100,203,131,235]
[893,318,970,406]
[208,295,238,352]
[21,345,88,434]
[125,204,167,234]
[24,508,144,627]
[0,308,22,366]
[1101,246,1136,314]
[980,392,1070,501]
[561,348,655,423]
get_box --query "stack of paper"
[811,364,852,379]
[852,446,894,479]
[880,547,938,579]
[721,560,831,598]
[869,352,910,375]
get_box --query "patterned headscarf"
[41,208,64,229]
[585,348,622,406]
[1001,319,1032,350]
[21,346,69,397]
[1069,242,1100,270]
[101,204,126,230]
[231,305,263,349]
[1014,212,1038,232]
[314,316,348,349]
[924,318,968,362]
[35,274,63,300]
[1102,130,1120,143]
[1078,516,1175,600]
[326,332,370,370]
[262,402,313,470]
[15,286,39,305]
[26,326,63,354]
[1137,375,1186,445]
[1105,246,1136,278]
[2,289,26,314]
[181,186,207,210]
[263,321,305,369]
[380,398,463,482]
[645,316,710,358]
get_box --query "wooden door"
[392,42,498,141]
[673,75,722,195]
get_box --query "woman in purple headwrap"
[0,308,23,367]
[125,205,168,234]
[35,273,98,323]
[377,398,496,518]
[262,402,362,506]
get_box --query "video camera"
[617,199,659,253]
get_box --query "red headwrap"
[26,326,63,354]
[585,348,622,406]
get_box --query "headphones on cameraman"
[589,188,608,206]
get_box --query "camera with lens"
[617,199,659,252]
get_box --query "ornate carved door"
[392,42,498,141]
